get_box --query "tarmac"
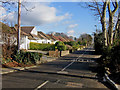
[0,55,120,90]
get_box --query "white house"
[38,31,52,44]
[2,24,57,50]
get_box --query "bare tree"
[108,0,118,45]
[81,0,119,46]
[114,17,119,40]
[81,0,108,46]
[101,0,108,46]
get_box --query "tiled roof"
[47,34,57,41]
[57,36,67,42]
[30,34,40,39]
[63,37,70,42]
[52,36,60,41]
[38,33,44,39]
[21,26,35,34]
[28,34,36,40]
[9,27,29,36]
[38,31,51,40]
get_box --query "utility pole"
[118,1,120,39]
[17,0,21,52]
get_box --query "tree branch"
[112,1,118,14]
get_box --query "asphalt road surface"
[2,46,109,89]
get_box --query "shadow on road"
[21,69,98,80]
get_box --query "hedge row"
[30,42,55,51]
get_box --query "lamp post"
[94,25,97,34]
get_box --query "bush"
[55,41,66,51]
[64,41,81,50]
[30,42,55,51]
[72,44,80,50]
[2,44,17,63]
[96,38,120,73]
[94,33,104,54]
[13,50,42,64]
[110,45,120,72]
[64,41,76,46]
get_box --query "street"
[2,46,108,89]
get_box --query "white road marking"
[56,80,60,83]
[61,61,75,71]
[35,80,49,90]
[60,46,91,71]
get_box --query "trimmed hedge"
[30,42,55,51]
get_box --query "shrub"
[64,41,76,46]
[64,41,81,50]
[94,33,104,54]
[78,41,82,45]
[55,41,64,46]
[72,44,80,50]
[55,41,66,51]
[30,42,55,51]
[13,50,42,64]
[2,43,17,63]
[110,45,120,72]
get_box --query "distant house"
[2,22,74,50]
[38,31,57,44]
[47,34,74,43]
[47,34,58,44]
[38,31,51,44]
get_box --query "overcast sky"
[1,2,104,38]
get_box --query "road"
[2,46,109,89]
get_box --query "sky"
[1,2,103,38]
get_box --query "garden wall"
[61,50,69,56]
[49,50,69,57]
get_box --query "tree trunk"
[101,1,108,46]
[118,13,120,39]
[108,1,118,46]
[113,18,119,41]
[108,15,114,45]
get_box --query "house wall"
[31,27,37,35]
[20,35,28,50]
[46,39,51,44]
[37,39,51,44]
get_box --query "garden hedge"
[30,42,55,51]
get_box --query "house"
[38,31,51,44]
[2,23,29,50]
[2,22,74,50]
[38,31,57,44]
[47,34,58,44]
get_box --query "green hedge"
[30,42,55,51]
